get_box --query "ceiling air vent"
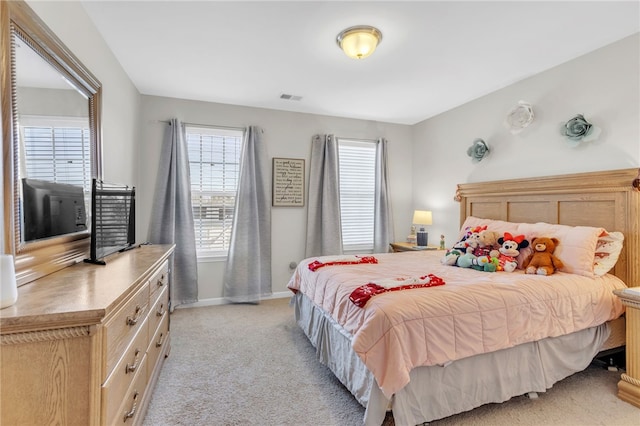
[280,93,302,101]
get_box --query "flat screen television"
[21,178,88,242]
[85,179,136,265]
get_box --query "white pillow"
[593,232,624,276]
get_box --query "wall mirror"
[1,0,102,286]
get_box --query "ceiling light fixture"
[336,25,382,60]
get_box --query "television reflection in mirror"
[85,179,136,265]
[21,178,87,241]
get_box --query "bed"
[288,168,640,426]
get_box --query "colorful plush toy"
[442,226,474,265]
[464,226,483,251]
[449,227,473,253]
[441,249,463,266]
[456,252,497,272]
[442,226,499,270]
[522,237,564,275]
[496,232,530,272]
[472,229,500,258]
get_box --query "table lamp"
[413,210,433,247]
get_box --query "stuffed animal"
[472,229,500,258]
[449,227,473,253]
[442,226,496,267]
[496,232,530,272]
[456,252,497,272]
[441,249,463,266]
[474,254,498,272]
[460,225,488,254]
[522,237,564,275]
[442,226,474,265]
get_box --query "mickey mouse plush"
[496,232,530,272]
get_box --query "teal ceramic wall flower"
[467,138,489,163]
[562,114,601,146]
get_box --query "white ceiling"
[80,1,640,125]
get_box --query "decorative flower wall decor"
[561,114,601,146]
[467,138,489,163]
[504,101,534,134]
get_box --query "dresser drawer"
[102,316,149,421]
[149,260,169,302]
[109,355,148,426]
[104,282,150,378]
[148,285,169,338]
[147,312,170,378]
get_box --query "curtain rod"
[159,120,245,132]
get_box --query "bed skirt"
[291,292,612,426]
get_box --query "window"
[186,125,243,257]
[20,115,92,192]
[19,115,92,217]
[338,139,376,253]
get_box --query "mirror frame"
[1,0,102,286]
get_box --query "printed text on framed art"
[272,158,305,207]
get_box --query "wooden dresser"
[0,244,174,425]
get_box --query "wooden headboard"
[456,168,640,287]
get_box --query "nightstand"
[390,242,440,252]
[613,287,640,408]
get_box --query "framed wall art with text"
[272,157,305,207]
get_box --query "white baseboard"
[175,291,292,309]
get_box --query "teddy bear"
[471,229,500,258]
[522,237,564,275]
[496,232,530,272]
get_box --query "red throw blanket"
[308,255,378,272]
[349,274,445,307]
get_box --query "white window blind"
[338,139,376,253]
[20,116,91,192]
[186,125,243,257]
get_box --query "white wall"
[138,96,414,301]
[412,33,640,249]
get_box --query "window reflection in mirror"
[14,33,92,243]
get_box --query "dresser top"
[0,244,175,333]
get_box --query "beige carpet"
[142,297,639,426]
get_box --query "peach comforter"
[287,250,626,398]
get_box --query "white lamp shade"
[337,26,382,59]
[0,254,18,309]
[412,210,433,226]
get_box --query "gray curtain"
[148,118,198,308]
[223,126,271,303]
[373,138,394,253]
[305,134,343,257]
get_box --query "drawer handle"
[125,349,140,374]
[123,391,139,422]
[156,274,165,287]
[126,305,144,326]
[155,332,165,348]
[156,303,165,317]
